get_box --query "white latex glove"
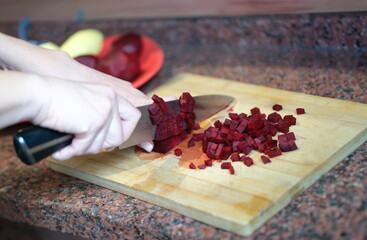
[32,76,142,161]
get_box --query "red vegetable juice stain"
[228,107,234,112]
[134,147,167,160]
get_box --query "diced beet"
[189,163,196,169]
[267,148,282,158]
[229,166,235,175]
[214,120,222,128]
[248,114,264,131]
[286,132,296,141]
[188,138,196,148]
[179,92,196,112]
[204,159,213,166]
[151,95,169,114]
[198,164,206,169]
[268,112,282,123]
[279,141,291,152]
[229,113,240,120]
[272,104,283,111]
[237,119,248,132]
[261,155,271,164]
[232,141,240,152]
[296,108,305,115]
[245,137,255,147]
[229,120,239,131]
[223,119,231,126]
[251,107,261,115]
[278,134,288,143]
[221,162,232,169]
[284,115,297,125]
[174,149,183,156]
[231,153,241,162]
[265,139,278,149]
[193,123,201,130]
[276,122,290,133]
[153,133,188,153]
[192,133,204,141]
[214,143,224,159]
[288,140,298,150]
[242,156,254,167]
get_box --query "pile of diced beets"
[148,92,305,175]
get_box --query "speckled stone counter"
[0,12,366,240]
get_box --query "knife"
[13,94,234,165]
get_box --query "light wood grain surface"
[1,0,367,22]
[48,73,367,236]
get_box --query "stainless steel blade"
[119,94,234,149]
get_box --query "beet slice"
[174,149,183,156]
[261,155,271,164]
[189,163,196,169]
[272,104,283,111]
[296,108,305,115]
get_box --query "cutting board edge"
[48,159,258,236]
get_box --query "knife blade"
[13,94,234,165]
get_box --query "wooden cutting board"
[48,73,367,236]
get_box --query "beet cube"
[179,92,196,112]
[229,113,240,120]
[267,148,282,158]
[241,156,254,167]
[248,114,264,131]
[272,104,283,111]
[251,107,261,115]
[229,166,235,175]
[261,155,271,164]
[214,120,222,128]
[268,112,282,123]
[221,162,232,169]
[279,141,291,152]
[198,164,206,169]
[284,115,297,125]
[231,152,241,162]
[192,133,204,141]
[174,149,183,156]
[237,119,249,132]
[204,159,213,166]
[296,108,305,115]
[189,163,196,169]
[188,138,195,148]
[286,132,296,141]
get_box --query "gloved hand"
[31,75,142,161]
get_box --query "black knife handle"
[13,126,73,165]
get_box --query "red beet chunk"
[241,156,254,167]
[153,133,188,153]
[174,148,183,156]
[229,113,240,120]
[279,141,291,152]
[151,95,169,114]
[267,148,282,158]
[272,104,283,111]
[284,115,297,125]
[265,139,278,149]
[237,119,248,132]
[296,108,305,115]
[251,107,261,115]
[189,163,196,169]
[221,162,232,169]
[231,153,241,162]
[261,155,271,164]
[248,114,264,131]
[286,132,296,141]
[268,112,282,123]
[188,138,195,148]
[180,92,196,112]
[229,166,235,175]
[198,164,206,169]
[204,159,213,166]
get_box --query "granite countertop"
[0,12,366,239]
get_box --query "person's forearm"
[0,71,41,129]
